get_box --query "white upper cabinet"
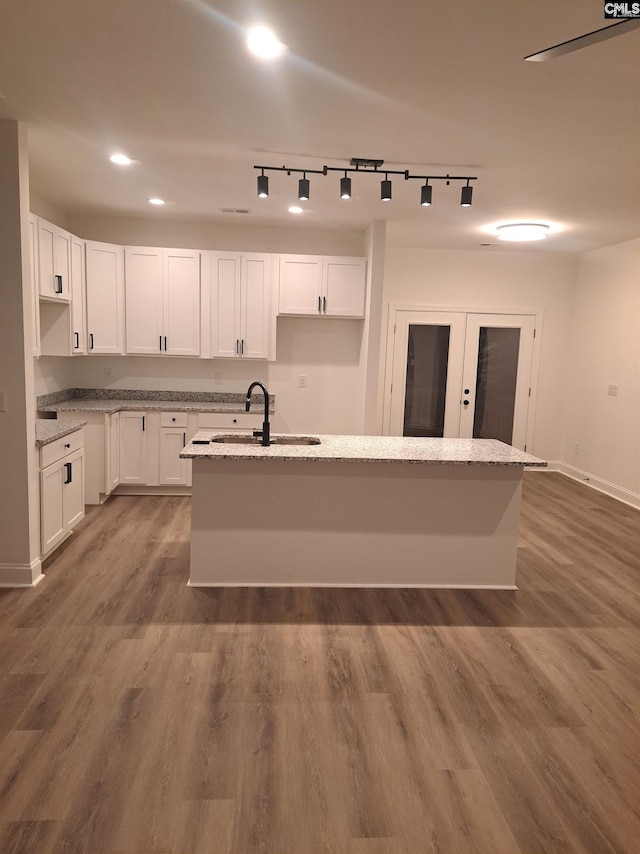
[125,247,200,357]
[37,218,71,302]
[207,251,273,360]
[323,257,367,317]
[278,254,366,318]
[85,240,125,354]
[70,235,87,354]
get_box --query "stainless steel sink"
[210,434,321,446]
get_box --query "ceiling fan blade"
[525,18,640,61]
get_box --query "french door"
[387,310,536,450]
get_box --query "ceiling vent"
[219,207,251,215]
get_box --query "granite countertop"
[36,419,87,446]
[181,433,547,466]
[40,399,271,414]
[37,389,275,415]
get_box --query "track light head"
[421,183,432,207]
[461,182,473,207]
[298,176,310,201]
[257,173,269,198]
[340,174,352,199]
[381,176,392,202]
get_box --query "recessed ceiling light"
[496,223,550,241]
[148,198,165,206]
[288,205,303,214]
[110,153,133,166]
[247,25,285,59]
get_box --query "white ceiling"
[1,0,638,252]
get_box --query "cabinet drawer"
[160,412,188,428]
[41,428,84,468]
[197,412,262,431]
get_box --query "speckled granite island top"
[36,419,87,446]
[182,433,547,466]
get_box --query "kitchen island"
[181,434,546,589]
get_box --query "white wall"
[379,247,578,461]
[561,239,640,503]
[67,214,365,256]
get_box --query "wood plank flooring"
[0,472,638,854]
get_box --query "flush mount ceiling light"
[247,25,285,59]
[110,153,133,166]
[148,197,165,206]
[255,158,477,206]
[496,223,550,241]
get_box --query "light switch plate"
[607,384,618,396]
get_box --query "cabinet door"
[106,411,120,494]
[86,241,124,354]
[278,255,322,315]
[125,247,164,354]
[28,215,41,356]
[119,411,148,484]
[70,236,87,353]
[209,252,241,358]
[38,219,71,301]
[41,462,66,553]
[63,449,85,529]
[323,257,366,318]
[164,249,201,356]
[159,427,189,485]
[240,254,271,359]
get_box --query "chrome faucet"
[246,381,271,446]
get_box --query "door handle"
[64,462,72,484]
[463,400,470,406]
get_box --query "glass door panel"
[459,314,535,449]
[473,326,521,443]
[388,311,465,436]
[403,324,450,436]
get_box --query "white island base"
[189,457,528,589]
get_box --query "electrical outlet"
[607,383,618,396]
[104,368,112,381]
[213,371,223,386]
[574,442,580,454]
[298,374,308,388]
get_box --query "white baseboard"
[539,461,640,510]
[0,558,44,588]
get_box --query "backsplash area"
[37,388,274,409]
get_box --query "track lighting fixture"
[298,175,310,201]
[257,171,269,198]
[420,182,432,207]
[254,158,477,207]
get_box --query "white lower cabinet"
[40,430,85,556]
[159,413,190,486]
[106,411,120,494]
[119,411,148,485]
